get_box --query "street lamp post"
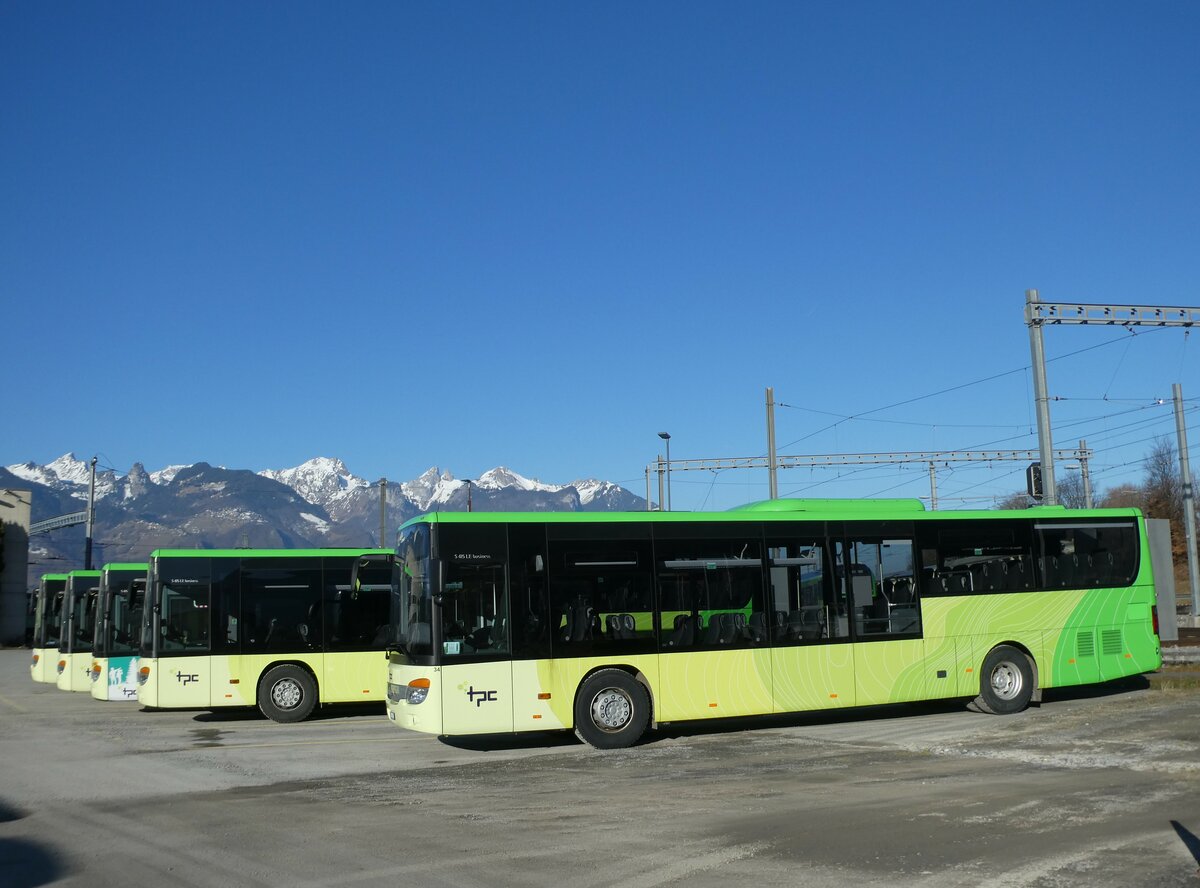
[463,479,474,513]
[658,432,672,511]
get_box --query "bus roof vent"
[730,498,926,514]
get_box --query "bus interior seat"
[722,612,746,644]
[748,611,768,643]
[665,613,696,647]
[563,601,597,642]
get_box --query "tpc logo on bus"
[175,671,199,686]
[465,686,497,707]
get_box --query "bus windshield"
[33,580,66,648]
[392,524,433,659]
[102,578,144,657]
[72,587,99,654]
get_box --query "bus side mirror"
[351,553,394,592]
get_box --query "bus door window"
[508,523,550,660]
[159,564,212,654]
[765,534,843,643]
[654,524,766,650]
[841,537,920,639]
[441,562,508,657]
[438,522,510,660]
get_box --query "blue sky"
[3,2,1198,510]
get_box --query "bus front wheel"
[975,645,1034,715]
[259,664,317,723]
[574,669,650,749]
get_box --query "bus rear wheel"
[574,669,649,749]
[259,664,317,723]
[974,645,1034,715]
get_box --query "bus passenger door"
[438,560,515,735]
[841,535,928,707]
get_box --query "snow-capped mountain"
[259,457,371,510]
[7,453,118,502]
[5,454,648,586]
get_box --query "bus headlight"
[57,660,66,674]
[407,678,430,705]
[387,682,404,703]
[31,654,39,665]
[137,666,150,685]
[90,663,101,682]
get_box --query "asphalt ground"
[1,648,1198,888]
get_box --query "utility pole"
[84,456,97,569]
[1079,439,1094,509]
[928,462,938,511]
[766,387,779,500]
[645,466,652,511]
[1026,289,1058,505]
[656,456,665,512]
[379,478,388,548]
[1024,295,1200,507]
[1173,384,1200,621]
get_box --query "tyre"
[574,669,650,749]
[258,664,318,723]
[974,645,1034,715]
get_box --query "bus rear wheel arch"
[258,663,318,723]
[573,668,651,749]
[974,644,1036,715]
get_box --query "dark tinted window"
[1036,522,1138,588]
[917,520,1035,595]
[394,524,434,657]
[440,523,510,661]
[548,538,656,656]
[508,523,550,660]
[654,524,766,650]
[159,562,211,653]
[241,562,322,652]
[325,559,391,650]
[107,579,144,657]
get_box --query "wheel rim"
[589,686,633,733]
[271,677,304,710]
[989,660,1024,701]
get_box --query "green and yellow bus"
[377,499,1161,748]
[90,563,147,702]
[30,573,69,683]
[137,548,393,722]
[56,570,102,693]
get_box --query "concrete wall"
[1147,518,1178,642]
[0,489,31,646]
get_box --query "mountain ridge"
[7,454,648,585]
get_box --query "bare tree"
[1057,471,1088,509]
[1142,436,1182,524]
[996,491,1031,510]
[1099,483,1145,510]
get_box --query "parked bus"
[56,570,102,692]
[90,563,147,701]
[375,499,1161,748]
[137,549,393,722]
[30,573,69,683]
